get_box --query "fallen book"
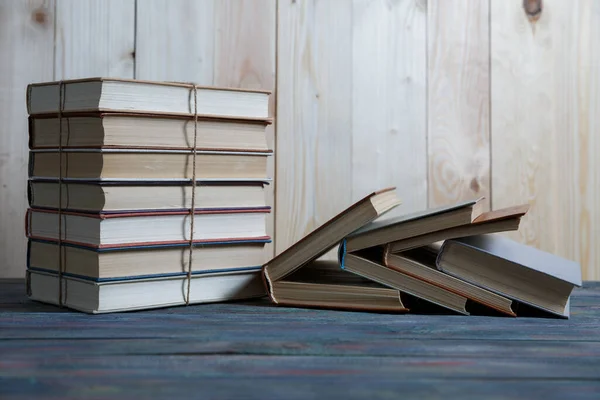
[262,188,402,297]
[382,246,516,316]
[435,234,583,318]
[269,259,409,312]
[343,197,485,253]
[26,208,270,248]
[27,268,266,314]
[385,204,529,254]
[26,77,270,119]
[340,251,471,315]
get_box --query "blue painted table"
[1,279,600,399]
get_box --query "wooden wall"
[1,0,598,280]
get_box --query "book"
[262,188,402,292]
[26,78,270,119]
[270,259,409,312]
[341,251,471,315]
[436,234,583,318]
[385,204,529,253]
[28,113,271,151]
[342,197,485,253]
[383,247,516,316]
[26,208,270,248]
[28,181,268,213]
[24,77,275,314]
[27,238,270,281]
[28,149,271,181]
[27,269,266,314]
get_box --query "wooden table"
[1,279,599,399]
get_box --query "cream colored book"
[27,78,270,119]
[28,239,269,281]
[383,247,516,316]
[385,204,529,254]
[269,259,409,313]
[28,149,271,181]
[29,113,270,151]
[26,208,269,248]
[436,234,583,318]
[343,198,486,253]
[262,188,401,287]
[28,181,268,212]
[27,269,266,314]
[342,252,470,315]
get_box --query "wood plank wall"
[0,0,598,279]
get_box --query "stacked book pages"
[262,188,583,318]
[25,77,273,313]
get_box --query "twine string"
[185,85,199,305]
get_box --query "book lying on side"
[26,208,270,248]
[383,247,516,316]
[386,204,529,254]
[262,188,402,295]
[27,268,266,314]
[343,198,485,253]
[29,149,271,181]
[29,113,271,151]
[27,238,270,281]
[436,234,583,318]
[269,259,409,312]
[26,78,270,119]
[341,252,471,315]
[28,181,268,212]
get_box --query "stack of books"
[25,77,274,313]
[262,188,583,318]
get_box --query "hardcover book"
[262,188,402,311]
[436,234,583,318]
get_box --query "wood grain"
[352,0,427,219]
[276,0,353,259]
[135,0,276,262]
[427,0,490,211]
[2,280,600,399]
[54,0,135,79]
[213,0,276,261]
[135,0,215,83]
[0,0,54,278]
[491,0,600,280]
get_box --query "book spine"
[434,240,450,272]
[26,239,32,270]
[337,239,347,269]
[28,116,34,149]
[26,180,33,207]
[382,244,391,266]
[27,152,34,179]
[261,267,278,304]
[24,208,31,238]
[25,84,32,114]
